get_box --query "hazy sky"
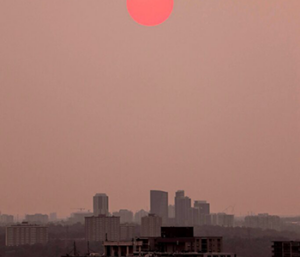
[0,0,299,218]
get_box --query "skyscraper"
[175,190,191,226]
[93,193,109,216]
[150,190,168,224]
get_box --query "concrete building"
[93,193,109,216]
[113,210,134,224]
[211,213,234,227]
[103,227,236,257]
[245,213,281,230]
[0,214,14,225]
[120,223,136,240]
[134,210,148,224]
[168,205,175,219]
[85,215,120,242]
[49,212,57,222]
[150,190,168,224]
[194,201,210,215]
[25,214,49,224]
[69,211,93,224]
[272,241,300,257]
[175,191,191,226]
[104,240,143,257]
[6,222,48,246]
[141,214,162,237]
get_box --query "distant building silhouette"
[150,190,168,224]
[211,213,234,227]
[168,205,175,218]
[93,193,109,216]
[68,211,93,224]
[49,212,57,222]
[6,222,48,246]
[25,214,49,224]
[141,214,162,237]
[134,209,148,224]
[245,213,281,230]
[113,209,133,224]
[85,215,120,242]
[0,214,14,225]
[175,190,191,226]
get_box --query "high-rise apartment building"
[6,222,48,246]
[93,193,109,216]
[85,215,120,241]
[141,214,162,237]
[150,190,168,224]
[175,190,191,226]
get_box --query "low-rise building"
[6,222,48,246]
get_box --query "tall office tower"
[150,190,168,224]
[113,209,134,224]
[175,190,191,226]
[134,209,148,224]
[6,222,48,246]
[141,214,162,237]
[85,215,120,242]
[93,193,109,216]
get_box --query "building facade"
[175,191,191,226]
[113,210,134,224]
[272,241,300,257]
[141,214,162,237]
[120,223,136,241]
[93,193,109,216]
[150,190,168,224]
[6,222,48,246]
[85,215,120,242]
[25,214,49,224]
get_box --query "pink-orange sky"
[0,0,300,218]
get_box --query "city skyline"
[1,0,299,218]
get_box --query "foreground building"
[103,227,236,257]
[85,215,120,241]
[6,222,48,246]
[272,241,300,257]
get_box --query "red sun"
[127,0,174,26]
